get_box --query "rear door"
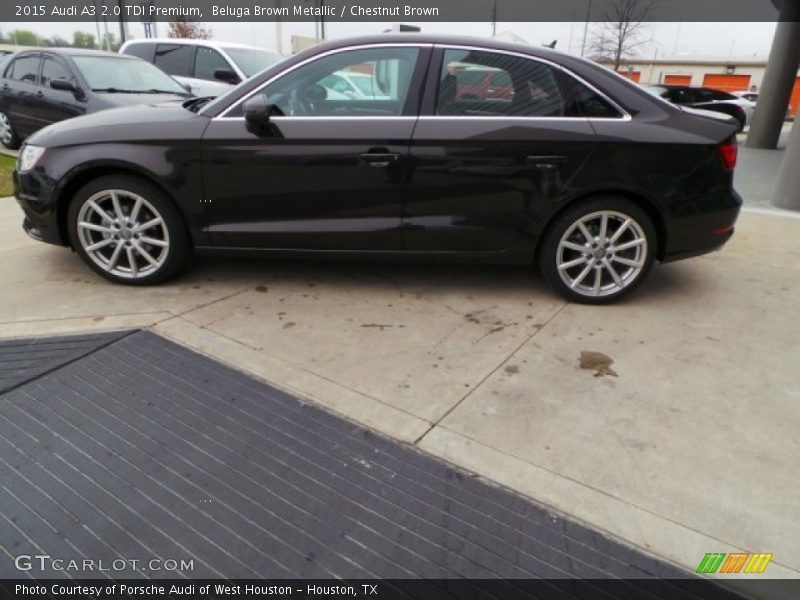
[405,46,608,256]
[1,53,42,137]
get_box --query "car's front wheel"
[67,175,189,285]
[539,198,656,304]
[0,110,21,150]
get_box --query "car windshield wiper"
[184,96,215,112]
[92,87,190,96]
[143,88,192,96]
[92,87,142,93]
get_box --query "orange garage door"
[664,74,692,85]
[789,78,800,118]
[618,71,641,83]
[702,74,751,93]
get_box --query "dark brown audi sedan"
[14,34,741,303]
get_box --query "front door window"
[232,47,420,117]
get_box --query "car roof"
[15,47,136,59]
[308,33,569,62]
[122,38,275,52]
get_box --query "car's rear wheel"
[0,110,21,150]
[67,175,189,285]
[539,197,656,304]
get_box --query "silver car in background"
[120,38,283,97]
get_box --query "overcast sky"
[4,21,780,60]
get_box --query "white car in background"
[732,90,793,120]
[319,70,389,99]
[120,39,283,97]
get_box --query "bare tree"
[167,20,212,40]
[588,0,659,72]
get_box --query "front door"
[406,47,605,257]
[34,54,85,128]
[202,45,429,251]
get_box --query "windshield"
[222,47,283,78]
[72,56,188,94]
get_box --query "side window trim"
[216,43,432,119]
[424,44,629,121]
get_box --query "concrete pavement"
[1,184,798,588]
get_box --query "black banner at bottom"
[2,579,799,600]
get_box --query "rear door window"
[438,49,565,117]
[436,49,619,118]
[8,55,41,84]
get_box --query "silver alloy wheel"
[556,210,647,298]
[76,189,170,279]
[0,112,12,146]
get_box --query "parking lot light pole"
[580,0,593,57]
[117,0,126,43]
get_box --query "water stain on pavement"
[579,351,618,377]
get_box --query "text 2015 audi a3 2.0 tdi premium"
[14,35,741,303]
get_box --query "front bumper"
[14,166,66,246]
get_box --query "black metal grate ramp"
[0,329,132,393]
[0,330,745,599]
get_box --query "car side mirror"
[49,78,84,99]
[50,78,77,93]
[214,69,241,85]
[243,95,285,136]
[243,95,271,124]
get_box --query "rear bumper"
[661,189,742,263]
[661,227,734,262]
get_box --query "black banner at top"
[0,0,794,23]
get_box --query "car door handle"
[35,91,44,98]
[360,152,401,167]
[526,155,565,170]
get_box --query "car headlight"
[17,145,46,173]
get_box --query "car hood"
[27,101,210,148]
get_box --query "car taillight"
[719,140,737,171]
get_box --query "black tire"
[67,174,190,285]
[0,110,21,150]
[538,197,657,304]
